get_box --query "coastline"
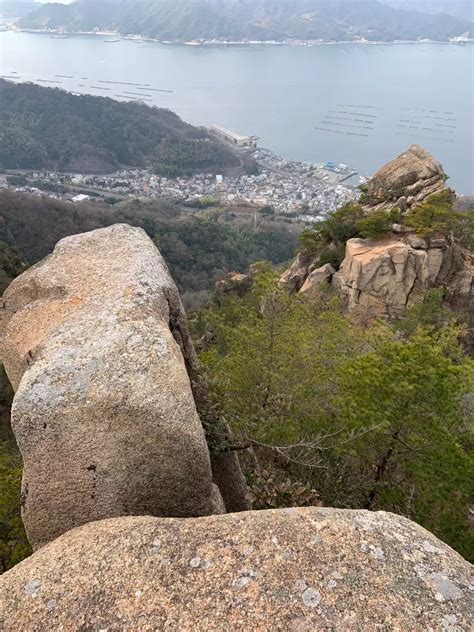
[4,27,473,47]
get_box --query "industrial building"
[210,125,259,148]
[71,193,90,203]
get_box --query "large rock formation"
[366,144,448,211]
[0,224,227,550]
[215,270,253,296]
[333,234,473,317]
[1,508,472,630]
[279,146,473,324]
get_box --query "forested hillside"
[20,0,474,41]
[189,160,474,561]
[386,0,474,22]
[0,190,298,302]
[195,260,474,561]
[0,80,246,175]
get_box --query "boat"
[50,34,69,39]
[103,39,121,43]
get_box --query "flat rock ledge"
[1,508,472,631]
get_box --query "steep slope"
[0,190,298,300]
[0,80,246,175]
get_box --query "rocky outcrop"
[333,235,473,318]
[0,224,227,550]
[279,251,320,292]
[299,263,335,297]
[366,144,447,212]
[1,508,472,631]
[279,145,450,296]
[215,271,253,295]
[279,146,472,326]
[280,232,472,323]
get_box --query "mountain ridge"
[18,0,474,42]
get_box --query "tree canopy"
[0,80,243,176]
[197,272,474,560]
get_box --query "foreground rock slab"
[1,508,472,631]
[0,224,223,550]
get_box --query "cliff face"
[1,509,472,630]
[334,234,472,318]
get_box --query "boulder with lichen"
[0,508,472,631]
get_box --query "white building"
[210,125,259,148]
[71,193,90,203]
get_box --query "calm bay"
[1,32,473,192]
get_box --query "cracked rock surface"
[0,508,472,631]
[0,224,223,550]
[366,144,447,211]
[334,236,472,317]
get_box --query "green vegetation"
[0,80,248,176]
[0,245,31,572]
[299,191,473,270]
[318,203,365,244]
[258,205,275,216]
[0,190,297,304]
[0,437,31,573]
[356,208,400,239]
[0,242,28,295]
[6,176,27,187]
[405,190,458,238]
[403,189,474,249]
[298,202,396,269]
[153,138,239,177]
[185,196,220,209]
[197,272,474,559]
[152,217,297,304]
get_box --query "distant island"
[14,0,474,44]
